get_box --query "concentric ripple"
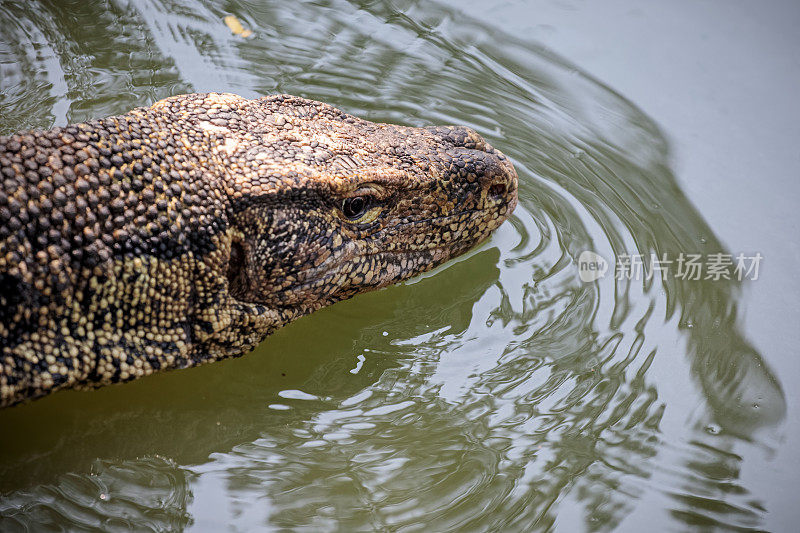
[0,0,785,531]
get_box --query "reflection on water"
[0,0,785,530]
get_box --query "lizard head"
[212,94,518,319]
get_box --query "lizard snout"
[425,125,518,216]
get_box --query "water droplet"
[382,331,389,336]
[705,424,721,435]
[699,237,707,244]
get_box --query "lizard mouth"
[282,204,512,307]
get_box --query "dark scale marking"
[0,273,49,347]
[0,92,518,407]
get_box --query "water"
[0,0,796,530]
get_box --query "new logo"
[578,250,608,283]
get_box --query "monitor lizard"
[0,92,518,407]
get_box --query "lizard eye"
[337,185,385,225]
[342,196,369,219]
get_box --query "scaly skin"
[0,92,518,407]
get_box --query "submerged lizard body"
[0,93,517,407]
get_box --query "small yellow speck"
[224,15,252,37]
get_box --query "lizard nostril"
[489,182,507,199]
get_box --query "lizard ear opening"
[227,237,248,299]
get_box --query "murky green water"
[1,0,797,530]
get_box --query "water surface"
[0,0,791,530]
